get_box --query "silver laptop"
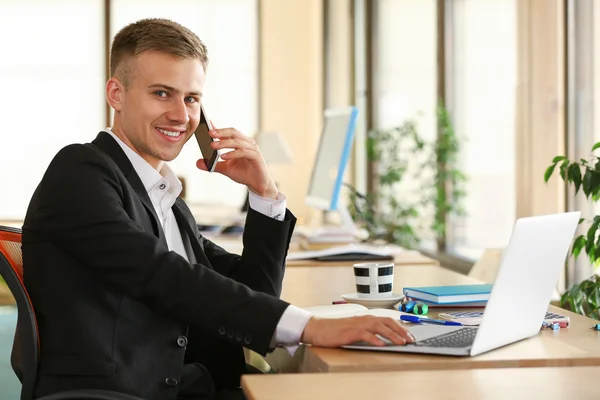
[344,211,581,356]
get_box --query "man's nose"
[167,98,190,124]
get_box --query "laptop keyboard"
[415,327,478,348]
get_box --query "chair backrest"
[468,248,504,283]
[0,225,39,400]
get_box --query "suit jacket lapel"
[91,131,168,247]
[173,198,212,269]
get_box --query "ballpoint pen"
[400,314,463,326]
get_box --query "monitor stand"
[305,204,365,242]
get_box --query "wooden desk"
[301,305,600,372]
[267,265,479,371]
[206,234,438,267]
[242,367,600,400]
[285,249,438,267]
[280,265,475,307]
[272,265,600,373]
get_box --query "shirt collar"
[103,128,182,197]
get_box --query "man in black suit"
[22,18,413,400]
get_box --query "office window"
[567,0,600,283]
[373,0,437,244]
[0,0,105,220]
[374,0,437,138]
[111,0,258,208]
[447,0,517,259]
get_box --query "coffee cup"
[353,262,394,298]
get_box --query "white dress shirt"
[104,129,312,352]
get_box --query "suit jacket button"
[235,332,243,341]
[227,329,235,339]
[218,326,226,335]
[244,334,252,345]
[165,377,178,387]
[177,336,188,348]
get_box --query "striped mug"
[353,262,394,298]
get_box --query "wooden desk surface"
[285,249,438,267]
[274,265,600,373]
[242,366,600,400]
[301,305,600,372]
[280,265,476,307]
[207,234,438,267]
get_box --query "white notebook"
[303,303,404,319]
[286,243,405,261]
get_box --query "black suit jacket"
[22,132,296,400]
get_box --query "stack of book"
[402,284,493,308]
[299,235,356,250]
[287,243,396,262]
[296,227,358,250]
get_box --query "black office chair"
[0,226,144,400]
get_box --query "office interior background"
[0,0,598,294]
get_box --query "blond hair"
[110,18,208,88]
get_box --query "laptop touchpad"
[406,325,464,342]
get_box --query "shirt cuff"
[248,191,287,221]
[271,305,313,356]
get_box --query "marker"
[332,300,348,305]
[400,315,463,326]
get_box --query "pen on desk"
[400,315,463,326]
[332,300,348,305]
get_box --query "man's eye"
[185,96,197,103]
[155,90,167,97]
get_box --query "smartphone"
[194,104,220,172]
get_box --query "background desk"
[270,265,600,373]
[242,366,600,400]
[285,249,438,267]
[205,234,438,267]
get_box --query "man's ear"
[106,77,124,112]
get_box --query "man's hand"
[300,316,415,347]
[196,126,278,199]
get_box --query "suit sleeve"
[23,145,289,355]
[190,208,295,297]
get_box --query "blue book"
[402,284,493,304]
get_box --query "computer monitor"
[306,106,359,232]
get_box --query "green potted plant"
[428,104,467,250]
[544,144,600,319]
[346,116,426,249]
[347,103,466,251]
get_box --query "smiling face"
[106,50,205,169]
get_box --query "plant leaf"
[592,170,600,201]
[568,164,582,193]
[544,163,557,183]
[552,155,567,163]
[559,160,570,181]
[592,142,600,152]
[586,219,600,261]
[594,243,600,266]
[583,168,594,198]
[572,235,586,259]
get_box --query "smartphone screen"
[194,104,219,172]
